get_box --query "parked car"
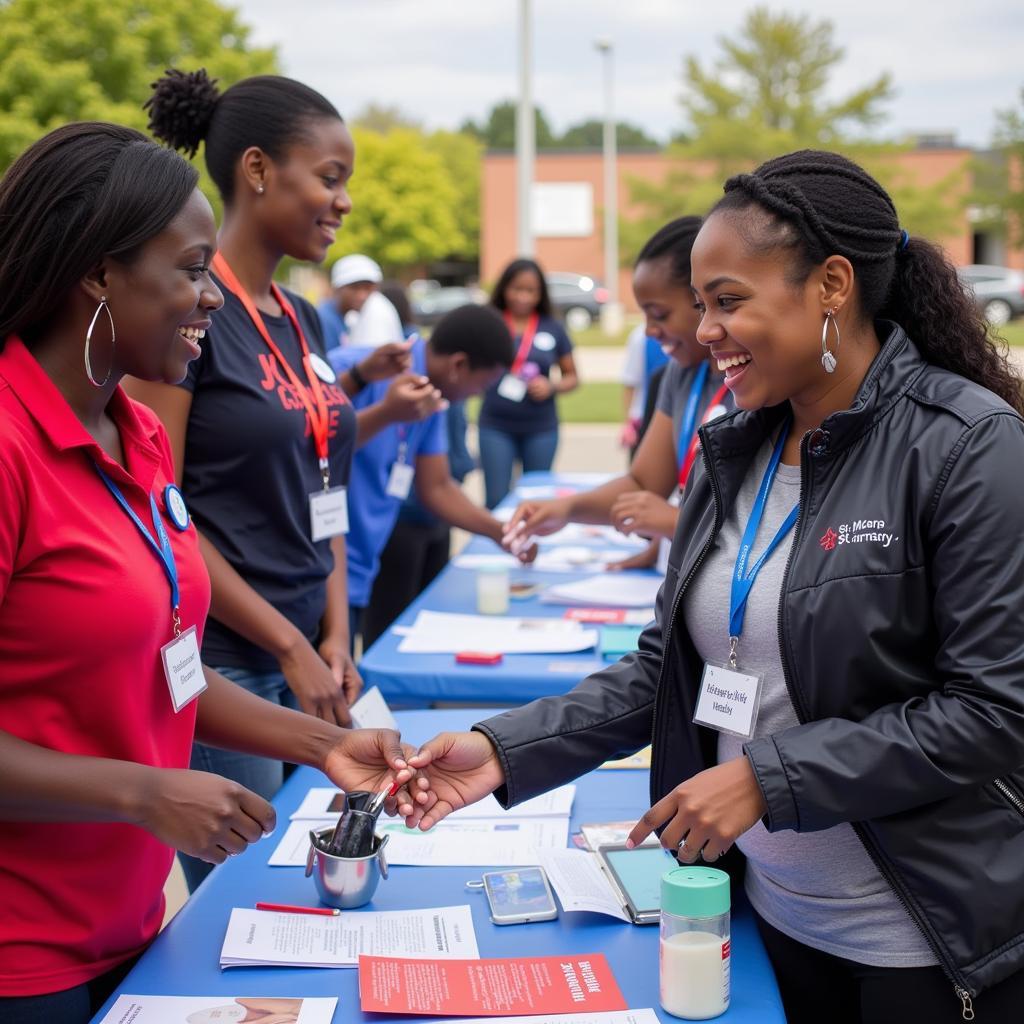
[410,285,482,327]
[957,264,1024,326]
[546,272,608,332]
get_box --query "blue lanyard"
[677,361,710,471]
[729,423,799,645]
[95,466,180,622]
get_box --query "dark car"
[957,264,1024,326]
[546,272,608,332]
[411,286,482,327]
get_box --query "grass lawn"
[466,381,623,425]
[999,320,1024,347]
[571,322,636,347]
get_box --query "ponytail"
[884,237,1024,414]
[715,150,1024,415]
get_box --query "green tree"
[621,8,959,261]
[558,119,660,149]
[461,100,556,150]
[352,102,422,134]
[0,0,277,173]
[329,127,461,271]
[424,129,483,261]
[969,87,1024,249]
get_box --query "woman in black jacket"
[406,151,1024,1022]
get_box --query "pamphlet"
[219,904,478,969]
[96,995,336,1024]
[358,952,627,1015]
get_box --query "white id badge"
[497,374,528,402]
[386,460,415,499]
[309,485,349,540]
[693,661,765,740]
[160,625,207,713]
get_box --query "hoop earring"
[821,307,840,374]
[85,297,115,388]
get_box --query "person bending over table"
[503,218,731,575]
[0,123,423,1024]
[409,152,1024,1022]
[331,304,531,643]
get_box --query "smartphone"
[594,843,674,925]
[482,866,558,925]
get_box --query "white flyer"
[290,784,576,822]
[537,848,631,921]
[350,686,399,731]
[96,995,336,1024]
[397,610,597,654]
[219,904,478,968]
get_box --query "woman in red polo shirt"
[0,125,420,1024]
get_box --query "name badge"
[160,625,207,713]
[692,661,765,740]
[386,461,415,500]
[310,485,349,541]
[497,374,528,402]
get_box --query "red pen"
[255,902,339,916]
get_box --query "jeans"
[0,953,139,1024]
[177,665,297,893]
[478,426,559,509]
[754,910,1024,1023]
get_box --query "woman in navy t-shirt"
[478,259,578,507]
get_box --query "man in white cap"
[318,254,403,350]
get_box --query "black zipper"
[649,437,724,762]
[774,433,977,1018]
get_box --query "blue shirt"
[329,337,448,605]
[317,299,348,351]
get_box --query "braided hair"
[146,69,342,203]
[713,150,1024,415]
[636,215,702,286]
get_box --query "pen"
[255,902,339,916]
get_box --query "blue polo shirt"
[317,298,348,351]
[329,337,447,606]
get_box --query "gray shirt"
[683,440,937,967]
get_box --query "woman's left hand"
[527,376,554,401]
[319,635,363,707]
[627,757,767,863]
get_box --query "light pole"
[516,0,535,257]
[595,38,622,335]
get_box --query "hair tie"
[898,229,910,252]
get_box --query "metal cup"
[305,826,390,909]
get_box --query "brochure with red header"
[358,953,627,1017]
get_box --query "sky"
[232,0,1023,149]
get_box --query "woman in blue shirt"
[478,258,578,508]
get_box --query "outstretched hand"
[407,730,506,829]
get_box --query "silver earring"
[821,307,840,374]
[84,297,115,388]
[257,184,265,194]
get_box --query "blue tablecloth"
[92,710,783,1024]
[359,474,661,705]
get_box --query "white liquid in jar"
[476,570,509,614]
[660,930,730,1020]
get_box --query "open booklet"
[96,995,336,1024]
[220,904,478,969]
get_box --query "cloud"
[233,0,1023,146]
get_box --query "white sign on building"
[532,182,594,238]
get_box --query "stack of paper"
[219,905,478,969]
[396,610,597,655]
[541,574,662,609]
[273,785,577,868]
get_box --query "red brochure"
[358,953,627,1016]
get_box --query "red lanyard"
[504,312,540,376]
[678,381,731,488]
[212,252,337,487]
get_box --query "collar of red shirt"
[1,335,164,491]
